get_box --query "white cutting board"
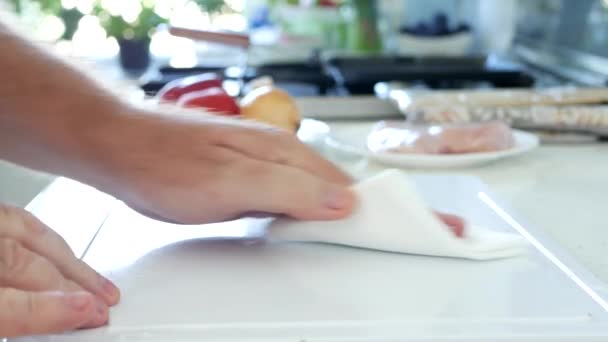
[23,175,608,341]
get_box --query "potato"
[240,86,301,133]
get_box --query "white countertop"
[22,120,608,286]
[326,121,608,284]
[18,119,608,341]
[418,144,608,283]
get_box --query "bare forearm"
[0,21,127,185]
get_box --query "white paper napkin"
[268,169,528,260]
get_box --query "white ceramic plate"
[326,122,540,168]
[297,118,332,152]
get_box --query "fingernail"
[323,185,352,210]
[96,299,107,314]
[66,292,93,311]
[79,300,110,329]
[102,277,118,297]
[96,300,109,325]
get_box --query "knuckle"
[0,288,35,335]
[25,291,36,318]
[0,238,33,282]
[19,210,49,237]
[0,287,17,309]
[0,287,22,321]
[0,204,47,238]
[0,203,13,219]
[0,204,19,229]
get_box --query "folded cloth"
[267,169,528,260]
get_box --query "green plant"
[9,0,62,15]
[96,3,167,42]
[192,0,229,13]
[96,0,231,42]
[60,7,83,40]
[8,0,78,40]
[9,0,232,42]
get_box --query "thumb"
[0,289,101,338]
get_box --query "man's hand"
[0,204,120,338]
[87,110,467,236]
[91,112,356,224]
[436,212,465,237]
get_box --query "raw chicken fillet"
[367,121,516,154]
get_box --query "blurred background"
[3,0,608,90]
[3,0,608,206]
[4,0,608,290]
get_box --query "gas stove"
[140,54,541,97]
[139,54,608,140]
